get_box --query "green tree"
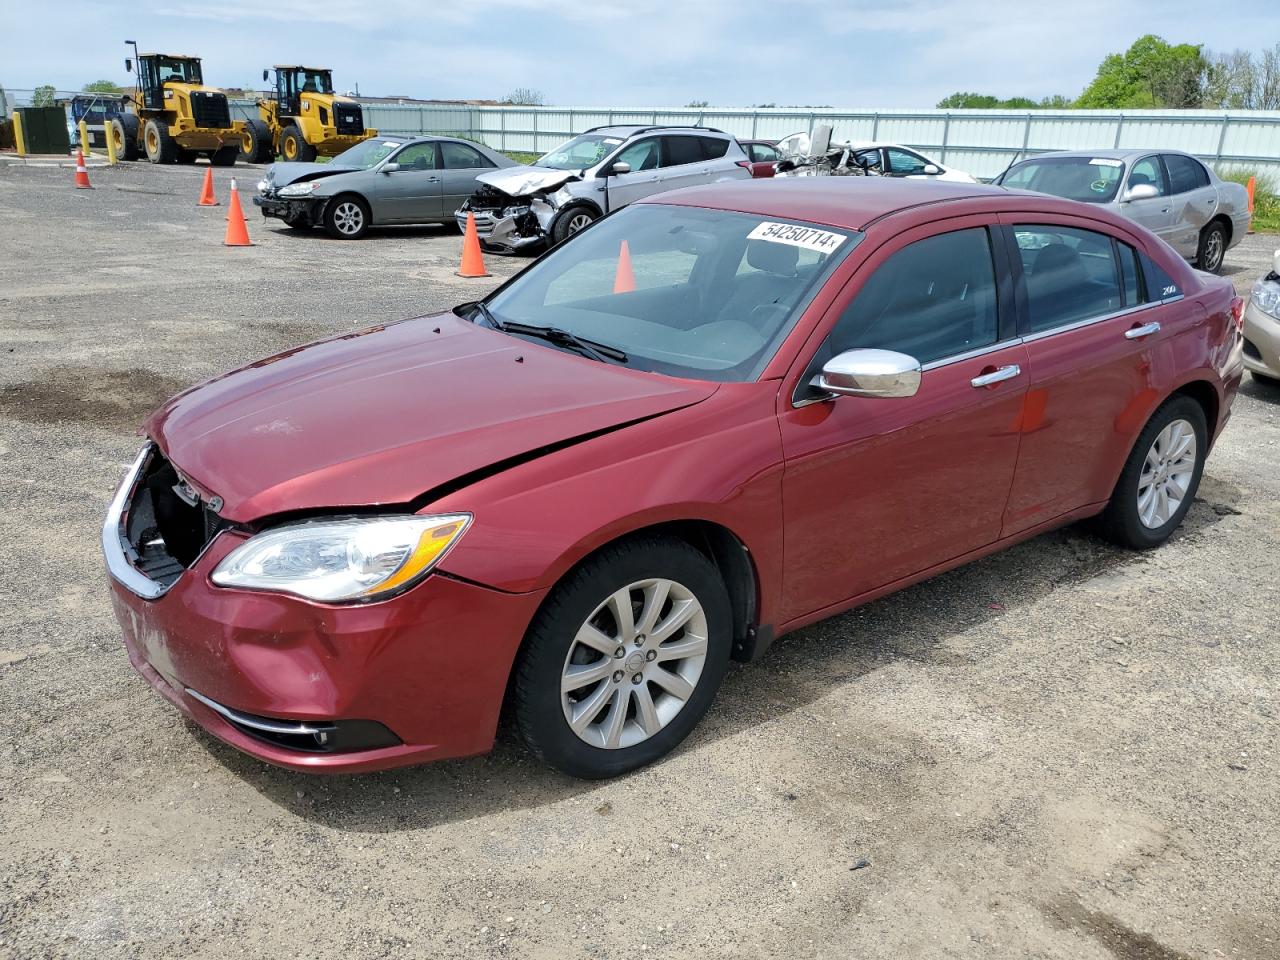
[83,79,123,94]
[503,87,546,106]
[936,91,1070,109]
[685,99,709,108]
[1076,35,1207,108]
[32,84,56,107]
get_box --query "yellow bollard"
[105,120,118,164]
[13,110,26,156]
[78,119,92,157]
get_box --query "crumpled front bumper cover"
[455,206,547,252]
[253,194,323,223]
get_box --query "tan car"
[1244,248,1280,386]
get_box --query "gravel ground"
[1,159,1278,960]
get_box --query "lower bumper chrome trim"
[185,688,335,737]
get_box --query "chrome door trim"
[919,338,1024,372]
[1019,299,1179,345]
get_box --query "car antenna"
[994,150,1022,184]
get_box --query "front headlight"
[257,178,270,194]
[278,181,318,198]
[1251,278,1280,320]
[211,514,471,603]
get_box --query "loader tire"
[280,125,317,163]
[176,149,197,164]
[111,115,141,161]
[240,119,274,164]
[210,146,238,167]
[143,119,177,164]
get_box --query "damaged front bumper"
[454,186,562,253]
[253,194,323,225]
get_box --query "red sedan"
[104,178,1244,779]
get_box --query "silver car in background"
[995,149,1250,273]
[254,135,515,239]
[1244,247,1280,386]
[454,125,752,252]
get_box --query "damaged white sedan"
[454,125,753,252]
[774,126,977,183]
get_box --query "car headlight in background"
[1251,278,1280,321]
[211,515,471,603]
[277,182,318,198]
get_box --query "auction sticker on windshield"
[748,222,846,253]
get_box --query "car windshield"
[535,133,627,171]
[482,204,859,382]
[998,156,1125,203]
[330,138,403,169]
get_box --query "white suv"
[455,125,753,252]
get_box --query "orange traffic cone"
[1247,175,1256,234]
[223,178,252,247]
[613,239,635,293]
[457,212,490,278]
[198,167,219,206]
[73,150,92,190]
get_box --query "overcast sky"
[5,0,1280,106]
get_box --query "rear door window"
[698,137,730,160]
[1012,225,1123,332]
[1164,154,1210,194]
[829,227,1000,364]
[747,143,779,163]
[440,141,494,169]
[660,135,704,168]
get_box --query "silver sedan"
[254,135,515,239]
[995,149,1250,273]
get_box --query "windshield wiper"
[469,300,502,330]
[501,321,628,364]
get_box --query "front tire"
[143,119,177,164]
[513,536,732,779]
[1196,221,1227,274]
[110,115,140,161]
[240,119,274,164]
[322,194,370,239]
[1097,396,1207,549]
[280,125,317,163]
[550,206,598,245]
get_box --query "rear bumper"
[1243,300,1280,379]
[103,449,547,773]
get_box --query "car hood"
[474,165,581,197]
[266,161,361,188]
[146,314,717,523]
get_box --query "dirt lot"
[1,158,1278,960]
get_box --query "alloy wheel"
[1204,230,1224,271]
[560,578,708,749]
[332,202,364,236]
[1137,418,1197,528]
[566,212,593,234]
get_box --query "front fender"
[431,382,787,627]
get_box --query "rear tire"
[240,118,274,164]
[322,194,370,239]
[143,119,177,164]
[513,536,732,779]
[1196,220,1228,274]
[175,149,197,164]
[1096,395,1207,549]
[280,125,317,163]
[210,146,238,167]
[111,115,140,161]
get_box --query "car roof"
[645,177,999,231]
[1020,148,1200,162]
[583,125,729,138]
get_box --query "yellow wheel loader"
[239,66,377,164]
[112,41,242,166]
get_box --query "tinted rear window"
[1165,154,1210,194]
[661,136,704,167]
[699,136,730,160]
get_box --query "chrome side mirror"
[1123,183,1159,202]
[922,163,941,175]
[816,348,921,399]
[381,162,401,174]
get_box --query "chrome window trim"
[1020,297,1180,344]
[102,443,169,600]
[920,338,1023,371]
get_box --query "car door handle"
[970,364,1021,388]
[1125,321,1161,340]
[425,176,441,183]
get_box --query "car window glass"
[1164,154,1209,194]
[886,148,929,175]
[1118,242,1143,307]
[440,141,493,170]
[1128,157,1167,197]
[854,149,884,173]
[829,227,999,365]
[613,138,659,172]
[699,137,730,160]
[1140,252,1183,300]
[660,136,704,168]
[748,144,778,163]
[1014,226,1123,331]
[393,142,437,170]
